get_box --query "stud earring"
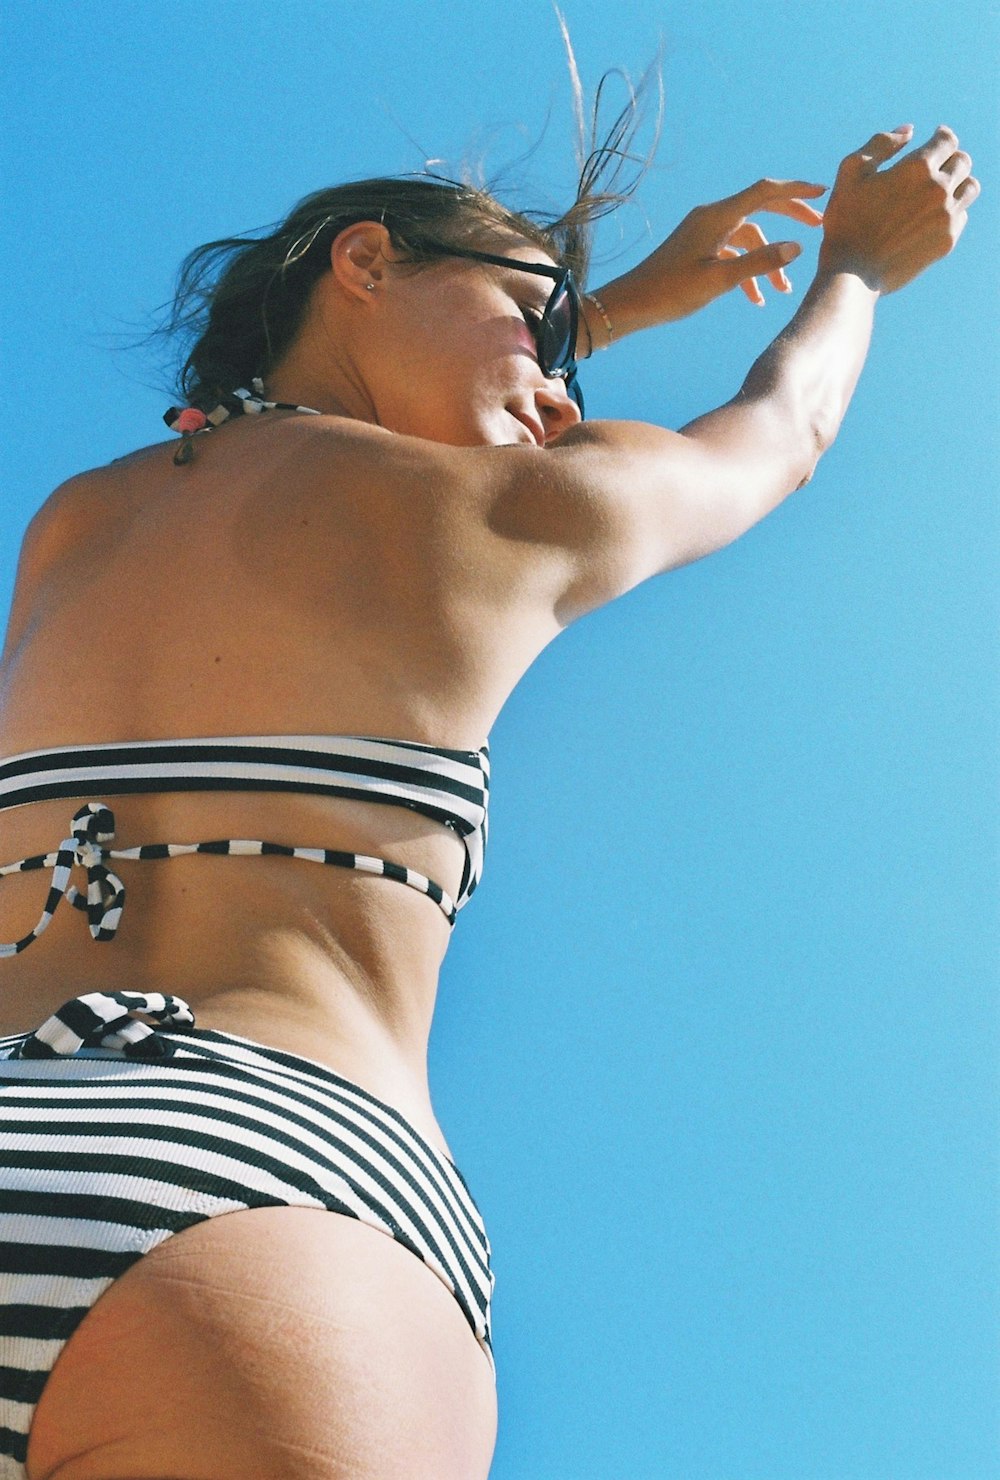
[365,283,375,292]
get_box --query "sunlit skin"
[269,126,980,451]
[266,232,584,447]
[3,122,980,1480]
[266,178,832,447]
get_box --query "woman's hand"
[817,123,980,293]
[590,178,828,339]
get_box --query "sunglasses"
[430,245,586,419]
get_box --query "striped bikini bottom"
[0,990,495,1477]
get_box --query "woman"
[0,114,977,1479]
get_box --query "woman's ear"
[329,222,395,301]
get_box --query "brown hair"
[162,43,662,407]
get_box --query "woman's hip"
[0,990,495,1477]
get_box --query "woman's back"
[0,410,563,1150]
[0,119,977,1480]
[0,412,548,745]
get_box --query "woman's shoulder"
[23,453,145,542]
[29,441,172,523]
[22,465,111,550]
[17,444,181,597]
[242,413,485,521]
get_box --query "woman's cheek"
[511,321,538,358]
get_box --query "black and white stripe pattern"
[0,804,128,958]
[0,734,490,952]
[7,990,196,1060]
[163,385,325,434]
[163,382,325,461]
[1,803,461,955]
[0,993,495,1473]
[232,381,326,418]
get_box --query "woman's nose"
[535,379,582,441]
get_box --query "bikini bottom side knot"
[9,989,196,1060]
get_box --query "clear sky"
[2,2,998,1476]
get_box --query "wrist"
[815,243,884,295]
[581,273,650,348]
[579,292,614,355]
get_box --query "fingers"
[718,246,765,304]
[706,179,827,240]
[728,222,798,286]
[718,241,771,305]
[919,123,966,172]
[719,232,803,304]
[726,178,829,215]
[953,174,981,207]
[939,148,972,179]
[906,126,980,213]
[843,122,914,175]
[940,148,970,199]
[770,197,826,227]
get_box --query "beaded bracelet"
[583,293,614,351]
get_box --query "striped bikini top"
[0,734,490,958]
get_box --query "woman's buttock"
[26,1208,498,1480]
[0,1001,496,1476]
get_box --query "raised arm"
[494,124,979,622]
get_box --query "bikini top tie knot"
[0,802,126,958]
[62,805,126,942]
[1,733,490,957]
[73,801,116,849]
[163,379,322,464]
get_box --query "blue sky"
[2,2,997,1476]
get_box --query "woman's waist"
[0,893,455,1157]
[0,854,448,1061]
[2,786,456,967]
[0,785,470,894]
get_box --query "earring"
[365,282,375,292]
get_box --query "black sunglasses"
[430,245,586,419]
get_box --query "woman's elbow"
[795,422,828,490]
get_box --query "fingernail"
[777,242,801,264]
[894,123,914,133]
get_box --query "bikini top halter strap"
[163,379,323,464]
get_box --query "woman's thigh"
[26,1206,498,1480]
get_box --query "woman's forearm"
[741,265,880,456]
[591,261,879,464]
[652,266,879,543]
